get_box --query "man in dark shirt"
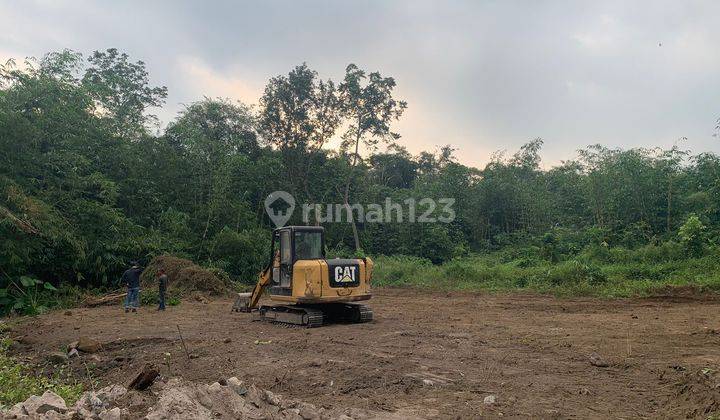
[157,269,167,311]
[121,261,142,313]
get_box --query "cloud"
[573,14,622,50]
[175,55,262,106]
[1,0,719,167]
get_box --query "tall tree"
[82,48,167,138]
[164,98,259,256]
[338,64,406,250]
[258,64,340,203]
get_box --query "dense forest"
[2,49,720,308]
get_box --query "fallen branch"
[128,363,159,390]
[83,293,127,307]
[0,205,40,235]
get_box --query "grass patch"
[373,246,720,298]
[140,290,180,307]
[0,337,83,409]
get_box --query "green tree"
[338,64,406,250]
[83,48,167,137]
[259,64,341,204]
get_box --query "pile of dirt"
[141,255,231,297]
[664,367,720,418]
[1,377,397,420]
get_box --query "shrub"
[140,290,180,307]
[371,244,717,298]
[497,246,541,263]
[540,232,559,262]
[372,255,434,286]
[0,277,58,316]
[512,257,540,268]
[543,260,607,286]
[679,215,707,258]
[633,241,684,263]
[411,225,455,264]
[583,243,612,263]
[209,227,269,283]
[443,260,482,282]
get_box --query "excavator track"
[318,303,373,323]
[355,304,373,322]
[258,305,324,328]
[256,303,372,327]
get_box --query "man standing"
[157,268,168,311]
[121,261,142,313]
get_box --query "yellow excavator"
[234,226,373,327]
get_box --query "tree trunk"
[666,176,673,233]
[343,122,362,252]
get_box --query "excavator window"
[294,231,322,260]
[280,230,292,265]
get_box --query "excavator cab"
[272,227,324,292]
[234,226,373,327]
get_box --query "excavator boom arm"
[232,230,279,313]
[246,266,272,309]
[233,268,270,312]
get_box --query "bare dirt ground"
[8,288,720,419]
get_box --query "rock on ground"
[45,352,68,365]
[589,352,609,368]
[2,391,68,419]
[76,337,102,353]
[1,378,399,420]
[145,377,392,420]
[73,384,128,417]
[22,390,68,415]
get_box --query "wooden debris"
[83,293,127,307]
[128,363,159,390]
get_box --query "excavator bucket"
[232,292,253,312]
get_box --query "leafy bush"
[410,225,455,264]
[209,227,269,283]
[370,243,720,297]
[372,255,434,286]
[140,290,180,307]
[0,277,58,316]
[542,260,607,286]
[540,232,559,262]
[443,260,483,282]
[512,257,541,268]
[615,263,675,281]
[583,243,612,262]
[496,245,541,263]
[630,241,685,263]
[679,215,707,258]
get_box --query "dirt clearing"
[7,288,720,418]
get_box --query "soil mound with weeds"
[141,255,231,297]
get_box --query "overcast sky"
[2,0,719,168]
